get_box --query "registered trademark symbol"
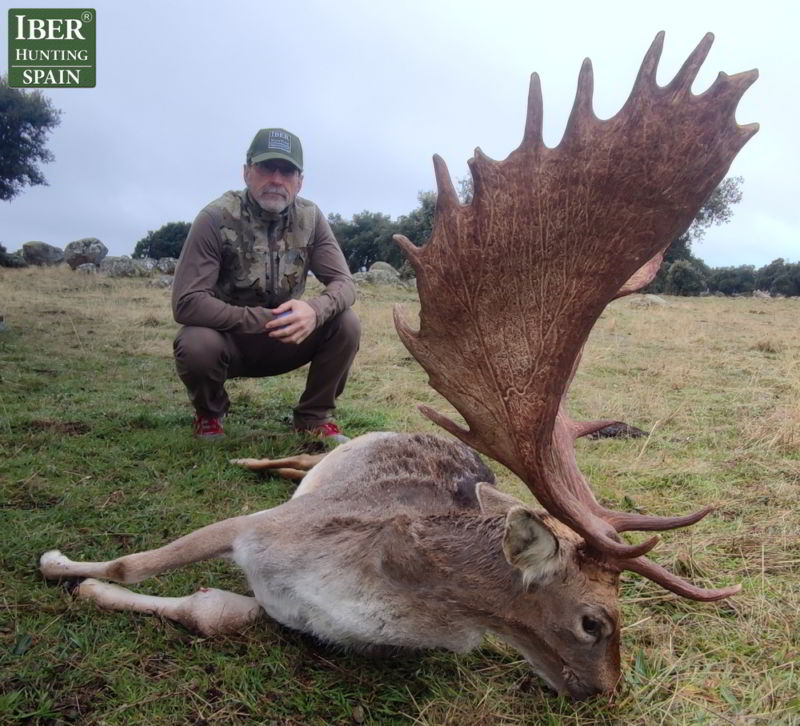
[81,11,93,22]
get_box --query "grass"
[1,266,798,725]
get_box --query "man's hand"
[265,300,317,344]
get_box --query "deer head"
[474,484,622,699]
[394,31,757,692]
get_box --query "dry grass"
[1,267,798,725]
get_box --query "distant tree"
[707,265,756,295]
[665,259,706,296]
[329,211,397,271]
[770,263,800,297]
[0,76,61,201]
[132,222,191,259]
[755,258,788,292]
[0,243,26,268]
[397,191,436,247]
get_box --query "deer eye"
[581,616,602,638]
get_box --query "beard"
[254,185,291,213]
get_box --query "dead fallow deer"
[39,32,757,701]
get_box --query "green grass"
[1,266,798,724]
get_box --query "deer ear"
[476,483,522,515]
[502,507,562,585]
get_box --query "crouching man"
[172,128,359,442]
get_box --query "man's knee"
[325,308,361,351]
[174,326,230,375]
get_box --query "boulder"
[64,237,108,269]
[100,256,138,277]
[76,263,98,274]
[629,294,668,308]
[368,261,400,277]
[156,257,178,274]
[753,290,771,299]
[22,241,64,266]
[353,269,405,286]
[132,257,157,275]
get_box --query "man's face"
[244,159,303,213]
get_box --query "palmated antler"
[394,32,757,600]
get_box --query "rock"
[22,241,64,266]
[100,256,138,277]
[156,257,178,274]
[149,275,174,288]
[64,237,108,269]
[753,290,771,299]
[587,421,648,440]
[713,291,726,297]
[368,261,399,277]
[629,294,668,308]
[76,263,97,274]
[353,269,405,286]
[132,257,157,275]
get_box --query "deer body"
[41,432,621,699]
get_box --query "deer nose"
[567,681,607,701]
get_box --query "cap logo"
[267,130,291,153]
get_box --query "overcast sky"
[2,0,797,266]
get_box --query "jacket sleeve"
[171,210,272,334]
[305,208,357,327]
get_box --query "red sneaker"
[193,414,224,439]
[298,421,350,444]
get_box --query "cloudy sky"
[2,0,797,266]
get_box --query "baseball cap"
[247,128,303,171]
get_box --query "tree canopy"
[0,77,61,201]
[132,222,191,259]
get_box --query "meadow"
[0,266,798,725]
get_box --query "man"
[171,128,359,442]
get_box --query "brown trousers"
[173,309,360,427]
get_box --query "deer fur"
[40,433,620,700]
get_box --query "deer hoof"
[40,550,71,579]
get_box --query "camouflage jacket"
[172,190,355,334]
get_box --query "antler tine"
[632,30,664,89]
[614,245,669,299]
[623,555,742,602]
[521,73,544,147]
[666,32,715,94]
[562,58,596,143]
[394,33,757,596]
[601,506,714,533]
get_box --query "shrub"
[0,243,26,268]
[665,259,706,296]
[707,265,756,296]
[132,222,191,259]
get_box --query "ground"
[0,266,797,725]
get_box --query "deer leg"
[230,453,327,480]
[76,579,262,636]
[40,515,248,584]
